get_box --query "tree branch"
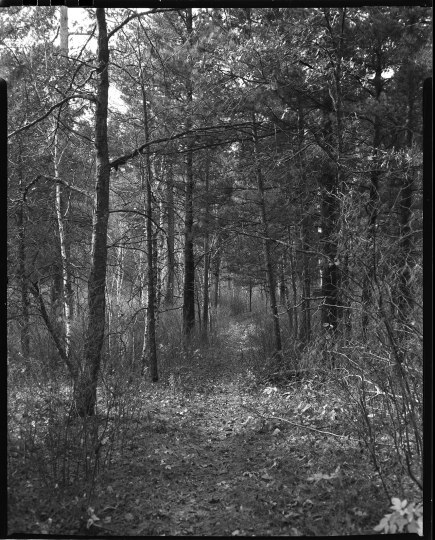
[28,280,77,379]
[22,174,92,201]
[109,208,167,237]
[109,122,261,169]
[8,93,97,139]
[241,403,375,444]
[107,9,179,40]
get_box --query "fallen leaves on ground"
[8,316,406,536]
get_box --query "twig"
[241,403,376,444]
[8,93,96,138]
[88,522,118,534]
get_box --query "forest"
[3,5,430,537]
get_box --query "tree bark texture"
[202,159,211,336]
[279,259,286,306]
[296,95,311,346]
[320,165,339,335]
[299,221,311,346]
[30,280,76,377]
[75,8,110,416]
[395,81,417,328]
[140,75,158,382]
[287,234,299,340]
[17,195,30,360]
[281,249,293,337]
[54,6,73,361]
[321,9,345,339]
[165,166,175,306]
[361,61,383,341]
[156,189,164,316]
[212,245,221,309]
[182,8,195,336]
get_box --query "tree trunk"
[203,248,210,334]
[182,8,195,336]
[17,195,30,360]
[30,279,76,378]
[341,254,352,343]
[140,280,149,374]
[183,143,195,335]
[74,8,110,417]
[279,259,286,306]
[320,164,339,335]
[114,246,124,304]
[140,73,158,382]
[165,164,175,305]
[298,221,311,346]
[321,8,345,340]
[395,88,416,329]
[155,186,164,317]
[54,5,73,361]
[287,234,298,340]
[319,89,340,337]
[296,96,311,347]
[252,112,282,361]
[281,249,293,336]
[212,246,221,308]
[196,271,202,332]
[202,159,210,336]
[361,61,383,341]
[248,279,252,312]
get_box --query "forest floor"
[8,313,396,537]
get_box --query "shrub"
[374,498,423,535]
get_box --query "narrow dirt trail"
[223,312,257,352]
[9,314,381,536]
[87,377,376,537]
[79,313,376,537]
[210,311,260,381]
[94,387,310,536]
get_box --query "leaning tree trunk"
[74,8,110,417]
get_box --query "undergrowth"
[7,296,423,536]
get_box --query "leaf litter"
[8,317,394,536]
